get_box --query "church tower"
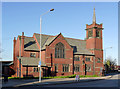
[86,8,104,75]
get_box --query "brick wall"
[45,34,73,76]
[86,23,103,76]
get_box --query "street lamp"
[39,9,54,82]
[104,47,112,74]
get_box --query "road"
[2,73,120,89]
[42,73,120,88]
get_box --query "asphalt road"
[42,73,120,88]
[2,73,120,89]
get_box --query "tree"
[104,56,117,73]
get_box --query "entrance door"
[42,68,46,77]
[48,67,51,76]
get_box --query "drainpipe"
[19,35,21,78]
[13,37,16,62]
[93,56,95,75]
[19,32,24,78]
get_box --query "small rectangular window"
[33,67,39,72]
[62,64,69,72]
[74,64,80,72]
[30,53,36,57]
[74,56,80,61]
[36,68,38,72]
[85,57,90,61]
[55,64,58,72]
[33,67,36,72]
[97,58,101,63]
[86,64,91,71]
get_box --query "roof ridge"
[18,35,33,38]
[34,33,85,41]
[41,36,50,48]
[34,33,54,37]
[25,36,34,38]
[65,37,85,41]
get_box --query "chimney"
[13,37,16,62]
[21,32,24,57]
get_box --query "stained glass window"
[55,42,65,58]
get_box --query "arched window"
[88,30,93,38]
[96,30,100,37]
[55,42,65,58]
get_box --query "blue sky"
[2,2,118,64]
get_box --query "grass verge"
[8,74,99,79]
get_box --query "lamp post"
[104,47,112,74]
[39,9,54,82]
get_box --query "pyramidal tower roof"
[93,8,96,23]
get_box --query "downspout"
[93,56,95,75]
[19,36,21,78]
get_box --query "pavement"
[2,75,112,88]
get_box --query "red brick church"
[11,8,104,77]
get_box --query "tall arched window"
[55,42,65,58]
[96,30,100,37]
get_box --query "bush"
[8,77,20,79]
[79,75,98,78]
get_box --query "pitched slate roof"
[34,33,51,49]
[24,37,39,51]
[19,57,46,66]
[65,38,93,55]
[42,36,57,49]
[33,33,94,55]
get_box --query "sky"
[1,2,118,64]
